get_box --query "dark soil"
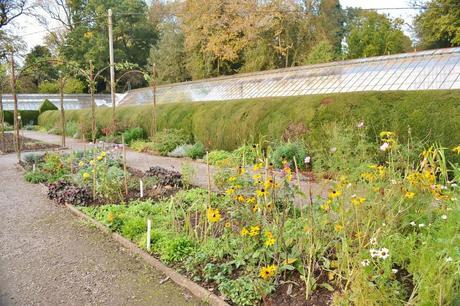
[0,132,60,154]
[267,272,333,306]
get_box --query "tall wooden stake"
[108,8,116,131]
[59,71,66,147]
[89,61,96,143]
[151,63,157,136]
[122,135,128,196]
[9,51,20,162]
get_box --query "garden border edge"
[64,203,230,306]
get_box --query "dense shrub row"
[38,90,460,160]
[3,110,40,125]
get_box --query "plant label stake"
[32,163,36,173]
[147,219,152,251]
[140,179,144,198]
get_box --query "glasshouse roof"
[119,47,460,105]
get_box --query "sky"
[10,0,420,52]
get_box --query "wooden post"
[122,135,128,196]
[59,70,66,148]
[151,63,157,136]
[89,61,96,144]
[9,50,20,162]
[108,8,116,131]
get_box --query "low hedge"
[3,110,40,125]
[38,90,460,156]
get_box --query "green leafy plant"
[151,129,190,156]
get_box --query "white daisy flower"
[445,257,453,263]
[370,248,379,258]
[357,121,365,128]
[330,147,337,153]
[410,221,416,226]
[304,156,311,164]
[370,237,377,245]
[392,269,398,274]
[361,259,370,267]
[418,223,426,228]
[441,214,447,220]
[379,248,390,260]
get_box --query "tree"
[414,0,460,49]
[345,10,412,59]
[305,40,335,64]
[58,0,157,90]
[150,23,189,84]
[0,0,28,29]
[22,45,58,88]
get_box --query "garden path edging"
[64,203,229,306]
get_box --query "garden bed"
[0,132,60,154]
[21,125,460,305]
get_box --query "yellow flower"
[256,188,267,198]
[224,221,231,228]
[351,196,366,206]
[259,265,277,280]
[107,212,114,222]
[83,172,91,180]
[228,176,237,183]
[246,197,256,205]
[328,190,341,199]
[252,203,259,212]
[89,160,95,166]
[320,200,331,211]
[253,163,264,171]
[236,195,245,203]
[238,167,246,175]
[405,191,415,199]
[452,146,460,154]
[334,224,343,232]
[249,225,260,237]
[265,237,275,247]
[97,155,103,161]
[379,131,395,140]
[264,231,275,246]
[252,174,262,181]
[240,227,249,236]
[225,188,235,196]
[78,161,85,167]
[207,208,221,223]
[101,151,107,158]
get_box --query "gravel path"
[0,153,201,306]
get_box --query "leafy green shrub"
[121,216,146,240]
[232,144,257,165]
[207,150,236,167]
[158,236,196,263]
[271,141,308,169]
[186,141,206,159]
[168,144,193,158]
[24,171,48,183]
[151,129,190,156]
[122,127,146,144]
[219,277,265,306]
[38,99,58,114]
[65,121,79,137]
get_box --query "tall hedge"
[38,99,58,114]
[38,90,460,154]
[3,110,40,125]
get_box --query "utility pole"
[59,70,66,147]
[89,61,96,143]
[151,63,157,136]
[108,8,116,131]
[9,50,20,162]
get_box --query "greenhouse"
[119,47,460,105]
